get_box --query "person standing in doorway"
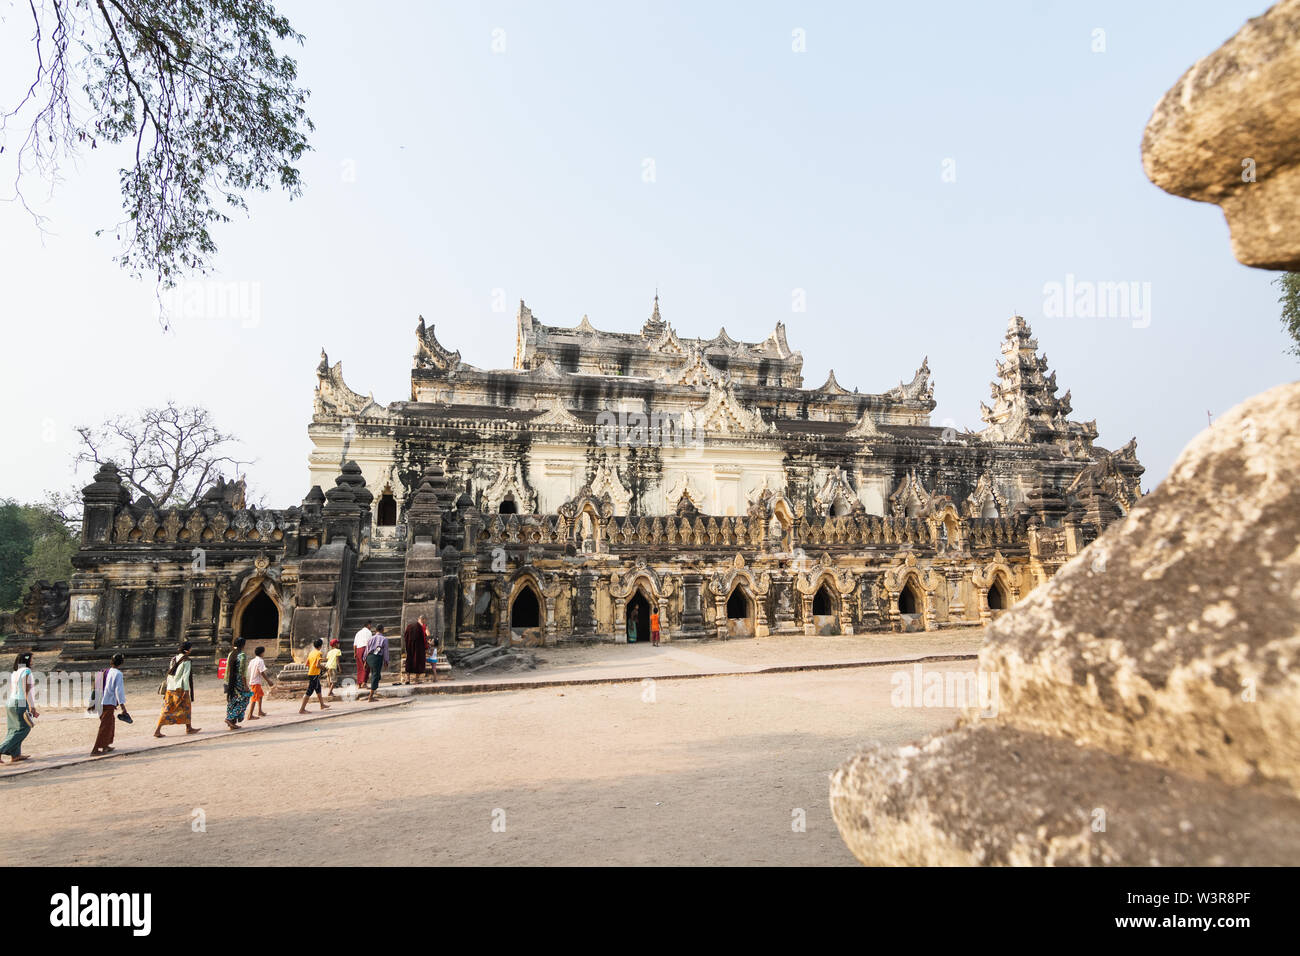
[154,642,200,737]
[353,622,372,686]
[650,609,661,647]
[299,639,329,713]
[364,625,389,702]
[1,652,37,763]
[91,653,128,755]
[627,616,638,644]
[223,638,252,730]
[401,615,428,685]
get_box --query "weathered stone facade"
[62,301,1141,665]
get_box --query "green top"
[165,657,192,693]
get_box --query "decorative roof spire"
[979,315,1096,452]
[642,290,667,337]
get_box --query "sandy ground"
[0,662,971,865]
[5,630,982,757]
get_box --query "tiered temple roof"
[978,314,1099,454]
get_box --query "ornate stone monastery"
[60,299,1143,664]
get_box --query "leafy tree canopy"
[1275,272,1300,360]
[0,499,77,612]
[2,0,313,286]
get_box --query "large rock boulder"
[830,383,1300,864]
[1143,0,1300,269]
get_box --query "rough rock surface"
[832,725,1300,866]
[830,384,1300,865]
[1142,0,1300,269]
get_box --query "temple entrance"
[510,588,540,628]
[498,497,518,514]
[812,583,839,635]
[898,581,923,631]
[376,491,397,526]
[988,580,1007,612]
[626,592,652,644]
[238,591,279,641]
[726,587,753,638]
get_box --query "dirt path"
[0,664,970,866]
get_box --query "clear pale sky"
[1,0,1294,509]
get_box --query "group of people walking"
[0,615,443,765]
[351,614,438,697]
[0,649,138,762]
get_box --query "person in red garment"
[402,615,429,685]
[650,610,662,646]
[352,621,372,686]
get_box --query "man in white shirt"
[247,646,270,720]
[353,622,373,685]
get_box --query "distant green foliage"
[1275,272,1300,360]
[0,500,77,613]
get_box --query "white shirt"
[353,626,372,650]
[248,657,267,686]
[8,668,31,705]
[100,668,126,707]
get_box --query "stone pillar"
[680,574,705,635]
[80,464,129,546]
[573,570,597,637]
[544,595,558,647]
[946,571,966,622]
[613,597,627,643]
[773,576,797,633]
[755,592,770,638]
[401,539,445,647]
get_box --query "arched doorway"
[899,581,921,615]
[238,591,279,641]
[626,591,652,644]
[811,582,840,635]
[376,490,397,526]
[510,587,540,629]
[726,587,753,638]
[498,497,518,515]
[988,579,1008,612]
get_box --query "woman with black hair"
[91,653,128,755]
[1,652,37,763]
[223,638,252,730]
[154,642,201,737]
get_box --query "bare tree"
[73,402,253,509]
[2,0,313,290]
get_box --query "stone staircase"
[342,556,405,640]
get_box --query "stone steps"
[342,556,407,637]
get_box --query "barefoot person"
[650,609,661,647]
[154,642,201,738]
[299,639,329,714]
[364,625,389,702]
[401,616,428,685]
[92,653,128,755]
[324,638,343,697]
[223,638,252,730]
[1,652,37,764]
[247,646,272,720]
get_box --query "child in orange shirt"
[299,639,330,714]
